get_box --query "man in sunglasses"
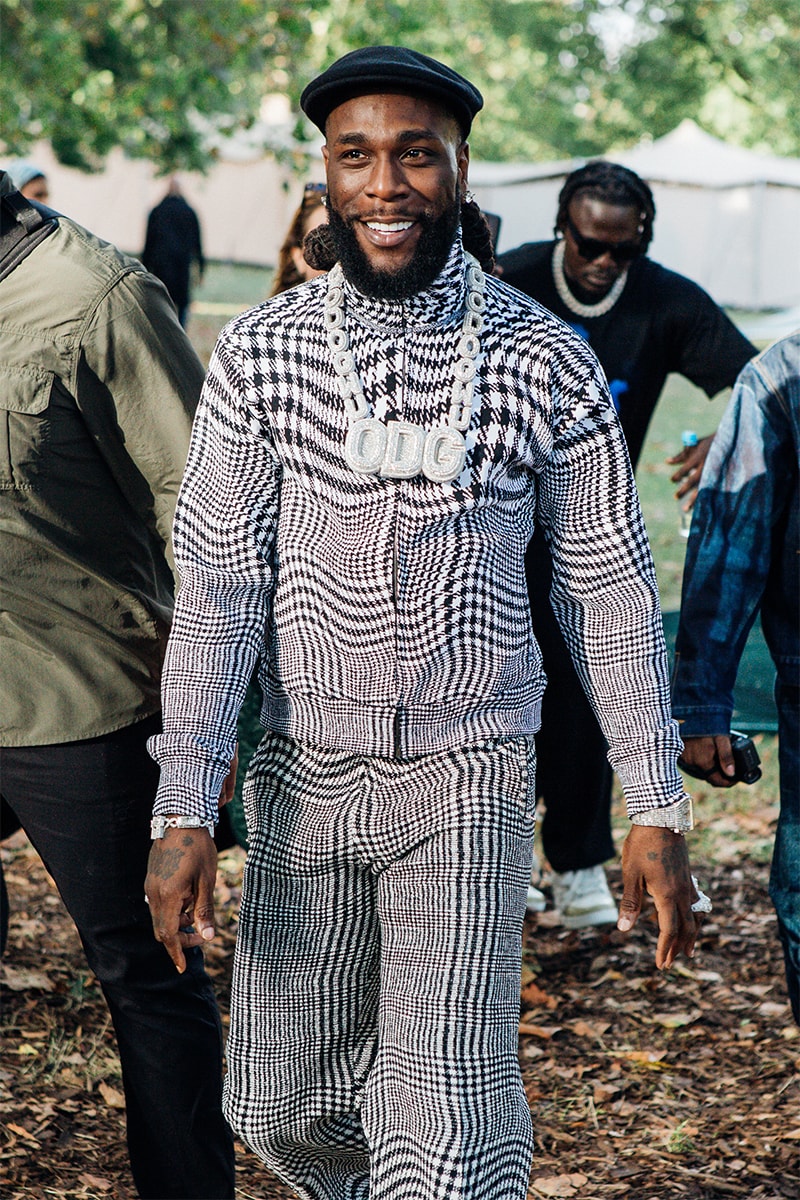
[497,161,756,930]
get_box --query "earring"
[464,189,476,205]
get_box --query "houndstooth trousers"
[223,732,536,1199]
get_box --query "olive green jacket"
[0,172,204,745]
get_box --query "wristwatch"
[150,814,216,840]
[630,796,694,834]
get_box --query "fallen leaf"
[521,962,538,987]
[568,1019,611,1039]
[6,1123,38,1142]
[79,1174,113,1192]
[521,980,559,1009]
[757,1001,789,1017]
[518,1022,563,1039]
[650,1011,699,1029]
[531,1173,589,1197]
[98,1081,126,1109]
[670,963,723,982]
[1,964,56,992]
[609,1050,667,1069]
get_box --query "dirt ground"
[2,768,799,1200]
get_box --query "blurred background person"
[269,180,328,296]
[497,161,756,927]
[142,175,204,327]
[5,159,49,202]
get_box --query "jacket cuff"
[674,708,732,738]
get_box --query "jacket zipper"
[392,316,405,759]
[392,503,402,758]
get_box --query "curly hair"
[555,161,656,251]
[270,186,327,297]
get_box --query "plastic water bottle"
[678,430,698,538]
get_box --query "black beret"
[300,46,483,137]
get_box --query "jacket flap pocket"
[0,367,55,415]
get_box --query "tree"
[287,0,800,161]
[2,0,798,172]
[0,0,315,172]
[638,0,800,158]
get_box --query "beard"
[327,192,461,300]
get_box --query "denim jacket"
[672,330,800,735]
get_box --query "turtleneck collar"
[338,230,467,331]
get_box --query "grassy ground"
[635,374,733,610]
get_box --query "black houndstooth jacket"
[150,237,687,823]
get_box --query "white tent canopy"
[471,121,800,310]
[10,121,800,310]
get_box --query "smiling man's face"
[322,91,469,299]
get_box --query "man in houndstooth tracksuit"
[145,47,703,1200]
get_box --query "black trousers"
[526,529,616,873]
[0,714,235,1199]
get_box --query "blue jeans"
[0,714,235,1198]
[768,683,800,1025]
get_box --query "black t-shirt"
[497,240,756,467]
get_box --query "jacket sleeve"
[672,358,793,735]
[148,327,282,822]
[536,343,687,816]
[76,266,204,578]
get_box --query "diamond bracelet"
[150,815,216,840]
[629,796,694,834]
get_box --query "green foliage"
[666,1119,697,1155]
[1,0,798,171]
[297,0,800,161]
[0,0,315,172]
[590,0,800,158]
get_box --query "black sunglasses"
[566,216,642,264]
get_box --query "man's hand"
[145,827,218,973]
[678,734,737,788]
[617,825,702,969]
[667,433,714,510]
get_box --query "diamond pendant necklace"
[324,254,486,483]
[551,239,628,319]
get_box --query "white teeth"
[366,220,413,232]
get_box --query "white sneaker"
[525,850,546,912]
[551,866,617,929]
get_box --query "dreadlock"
[555,161,656,252]
[461,194,496,274]
[301,192,496,276]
